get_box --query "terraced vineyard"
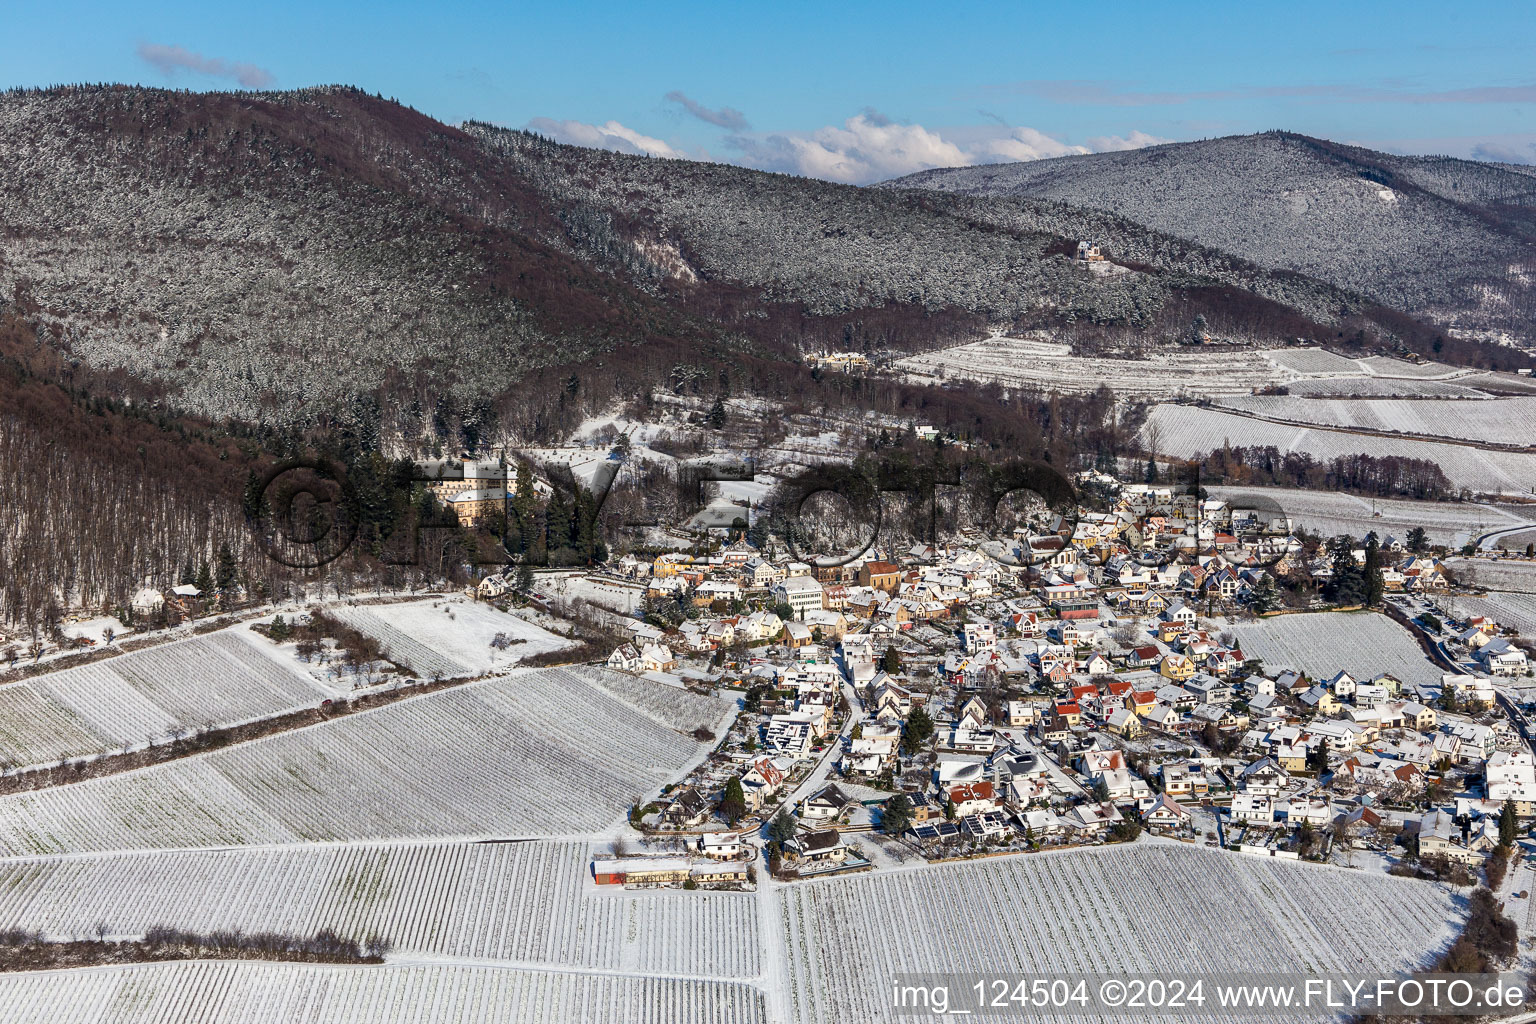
[0,667,732,854]
[896,336,1285,398]
[1227,612,1442,688]
[776,843,1461,1024]
[1283,376,1494,398]
[1142,405,1536,494]
[0,632,332,773]
[0,840,759,978]
[0,961,770,1024]
[1212,395,1536,446]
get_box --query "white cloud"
[734,115,1168,183]
[527,111,1168,183]
[1083,129,1172,153]
[975,126,1092,163]
[525,117,689,160]
[136,42,273,88]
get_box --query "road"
[1478,524,1536,551]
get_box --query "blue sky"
[7,1,1535,181]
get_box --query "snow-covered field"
[1209,487,1531,548]
[0,667,732,854]
[1227,611,1441,687]
[0,961,769,1024]
[330,597,571,677]
[0,840,759,978]
[776,843,1461,1024]
[1142,405,1536,494]
[1212,394,1536,446]
[0,631,332,773]
[897,336,1285,398]
[541,573,645,615]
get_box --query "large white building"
[774,575,825,620]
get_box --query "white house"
[130,587,165,618]
[774,576,825,620]
[1231,792,1274,825]
[607,644,643,672]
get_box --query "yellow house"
[1105,707,1142,738]
[1406,702,1437,732]
[1275,744,1307,772]
[651,554,694,578]
[1158,620,1188,644]
[447,488,508,526]
[1159,654,1196,681]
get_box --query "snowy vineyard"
[1456,594,1536,640]
[1213,395,1536,448]
[0,960,769,1024]
[0,632,331,774]
[1209,485,1532,548]
[0,840,759,979]
[0,667,732,855]
[775,843,1462,1024]
[1140,405,1536,495]
[897,336,1285,399]
[1227,612,1442,688]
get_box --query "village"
[526,472,1536,895]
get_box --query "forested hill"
[888,131,1536,343]
[0,85,1491,436]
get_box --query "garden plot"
[1141,405,1536,494]
[0,960,769,1024]
[0,840,759,979]
[0,632,332,774]
[1212,395,1536,446]
[330,598,570,677]
[0,667,732,854]
[776,843,1460,1024]
[1226,612,1441,688]
[1209,486,1530,548]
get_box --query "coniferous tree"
[216,543,239,598]
[1325,536,1365,606]
[1363,533,1385,606]
[718,777,747,824]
